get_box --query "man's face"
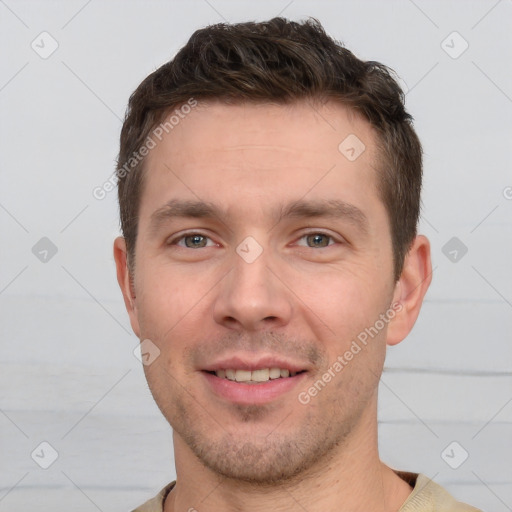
[124,100,400,483]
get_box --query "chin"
[187,423,345,487]
[198,440,311,485]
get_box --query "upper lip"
[201,354,309,373]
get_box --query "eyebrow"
[149,199,225,236]
[148,198,369,235]
[275,199,368,233]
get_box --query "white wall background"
[1,0,511,510]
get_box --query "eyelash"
[167,231,340,249]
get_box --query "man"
[113,17,481,512]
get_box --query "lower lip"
[202,371,307,405]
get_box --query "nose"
[213,244,293,332]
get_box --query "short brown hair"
[117,17,422,280]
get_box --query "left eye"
[297,233,335,248]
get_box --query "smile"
[209,368,304,383]
[202,368,307,405]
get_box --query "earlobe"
[113,236,141,338]
[386,235,432,346]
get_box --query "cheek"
[294,264,392,337]
[134,263,205,339]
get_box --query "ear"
[113,236,141,338]
[386,235,432,346]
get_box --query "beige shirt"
[132,472,482,512]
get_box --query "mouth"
[204,367,306,384]
[201,361,308,405]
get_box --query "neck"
[164,401,412,512]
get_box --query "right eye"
[167,232,217,249]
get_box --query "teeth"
[214,368,300,382]
[269,367,281,379]
[235,369,252,382]
[252,369,269,382]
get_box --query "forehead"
[149,99,376,166]
[140,99,381,223]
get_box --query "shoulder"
[131,482,175,512]
[399,473,482,512]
